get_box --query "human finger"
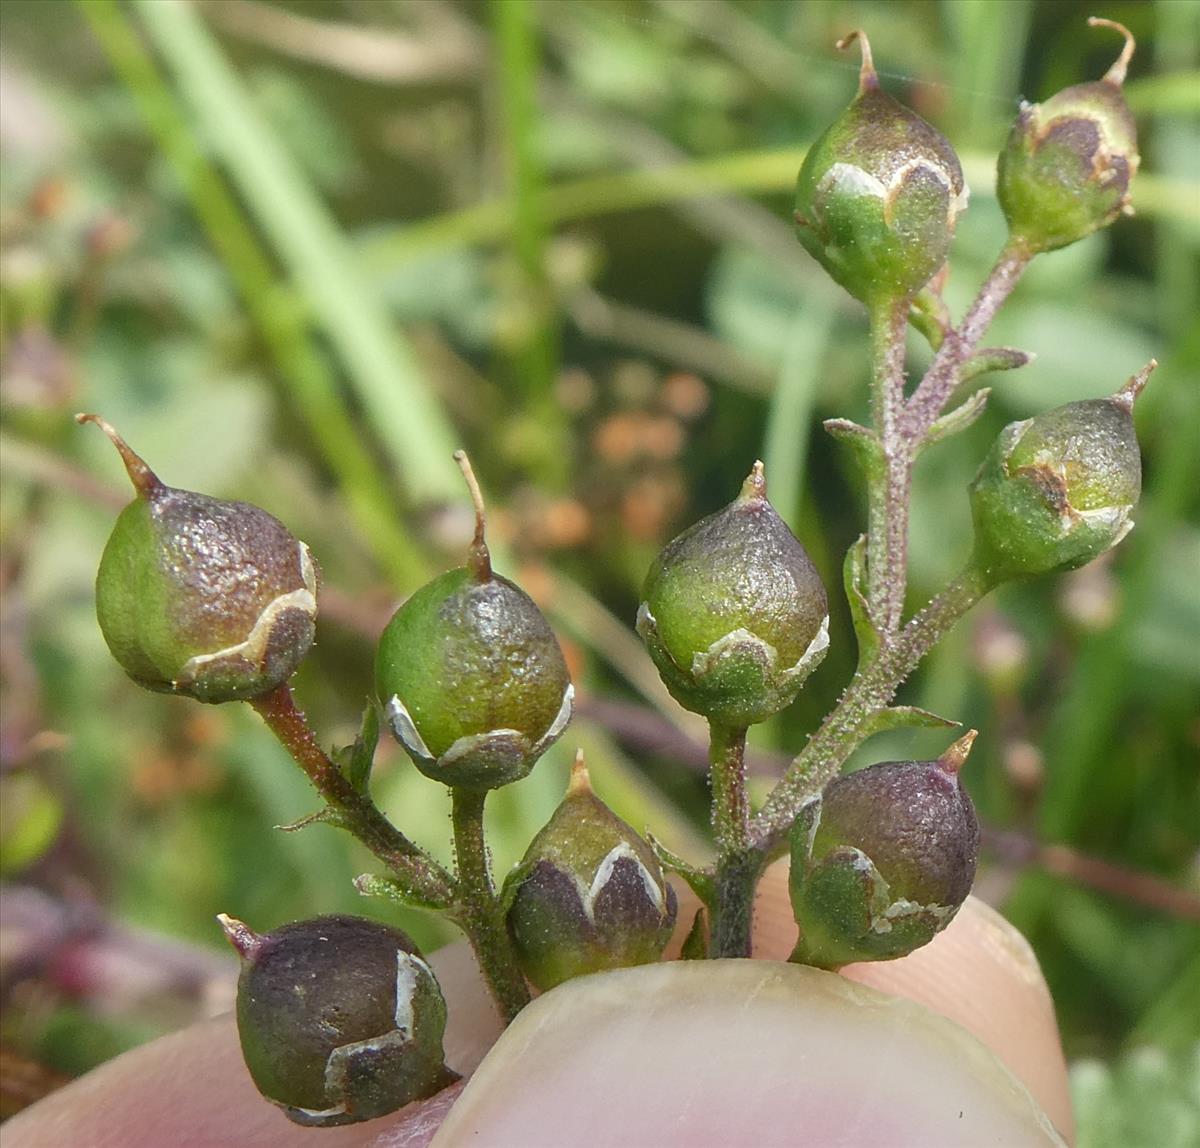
[427,958,1064,1147]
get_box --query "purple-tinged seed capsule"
[80,414,318,704]
[789,732,980,969]
[375,452,573,789]
[638,462,828,727]
[221,913,457,1127]
[998,19,1140,253]
[968,363,1151,583]
[503,751,677,991]
[794,30,968,306]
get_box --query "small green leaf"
[354,872,452,914]
[960,347,1033,383]
[923,388,992,449]
[842,535,882,666]
[680,909,709,960]
[910,286,950,351]
[862,706,961,738]
[823,419,885,480]
[648,835,714,905]
[275,806,344,833]
[333,702,380,794]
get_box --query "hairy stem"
[709,722,751,852]
[450,787,531,1023]
[708,723,758,957]
[752,564,993,849]
[867,299,913,634]
[748,238,1035,851]
[905,240,1032,434]
[252,688,529,1021]
[249,685,454,906]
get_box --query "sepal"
[354,872,455,915]
[861,706,961,738]
[332,702,379,794]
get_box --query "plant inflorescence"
[79,20,1153,1127]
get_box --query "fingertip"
[429,961,1064,1147]
[745,860,1072,1141]
[843,897,1073,1142]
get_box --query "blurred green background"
[1,0,1197,1137]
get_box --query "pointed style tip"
[567,748,593,796]
[836,29,879,93]
[740,460,768,502]
[1113,359,1157,409]
[938,729,978,775]
[76,412,162,496]
[1088,17,1135,86]
[217,913,263,961]
[454,449,492,581]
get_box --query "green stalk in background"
[127,0,463,506]
[492,0,556,395]
[77,0,430,588]
[761,295,837,529]
[362,147,1199,271]
[491,0,569,486]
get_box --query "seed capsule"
[79,414,318,704]
[375,453,572,789]
[968,364,1150,583]
[998,19,1140,253]
[637,463,828,727]
[221,913,457,1127]
[794,31,967,306]
[789,734,980,969]
[503,752,677,991]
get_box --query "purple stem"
[904,241,1033,435]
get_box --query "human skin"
[5,864,1072,1147]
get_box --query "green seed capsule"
[80,414,318,704]
[794,31,967,306]
[968,364,1150,583]
[375,453,572,789]
[221,913,457,1127]
[637,463,828,728]
[998,19,1139,253]
[789,733,980,970]
[503,752,677,991]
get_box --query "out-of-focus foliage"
[1,0,1197,1130]
[1072,1042,1200,1148]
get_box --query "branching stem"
[249,685,454,906]
[251,685,531,1021]
[905,240,1033,434]
[752,563,993,848]
[733,241,1035,872]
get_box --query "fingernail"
[429,961,1064,1147]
